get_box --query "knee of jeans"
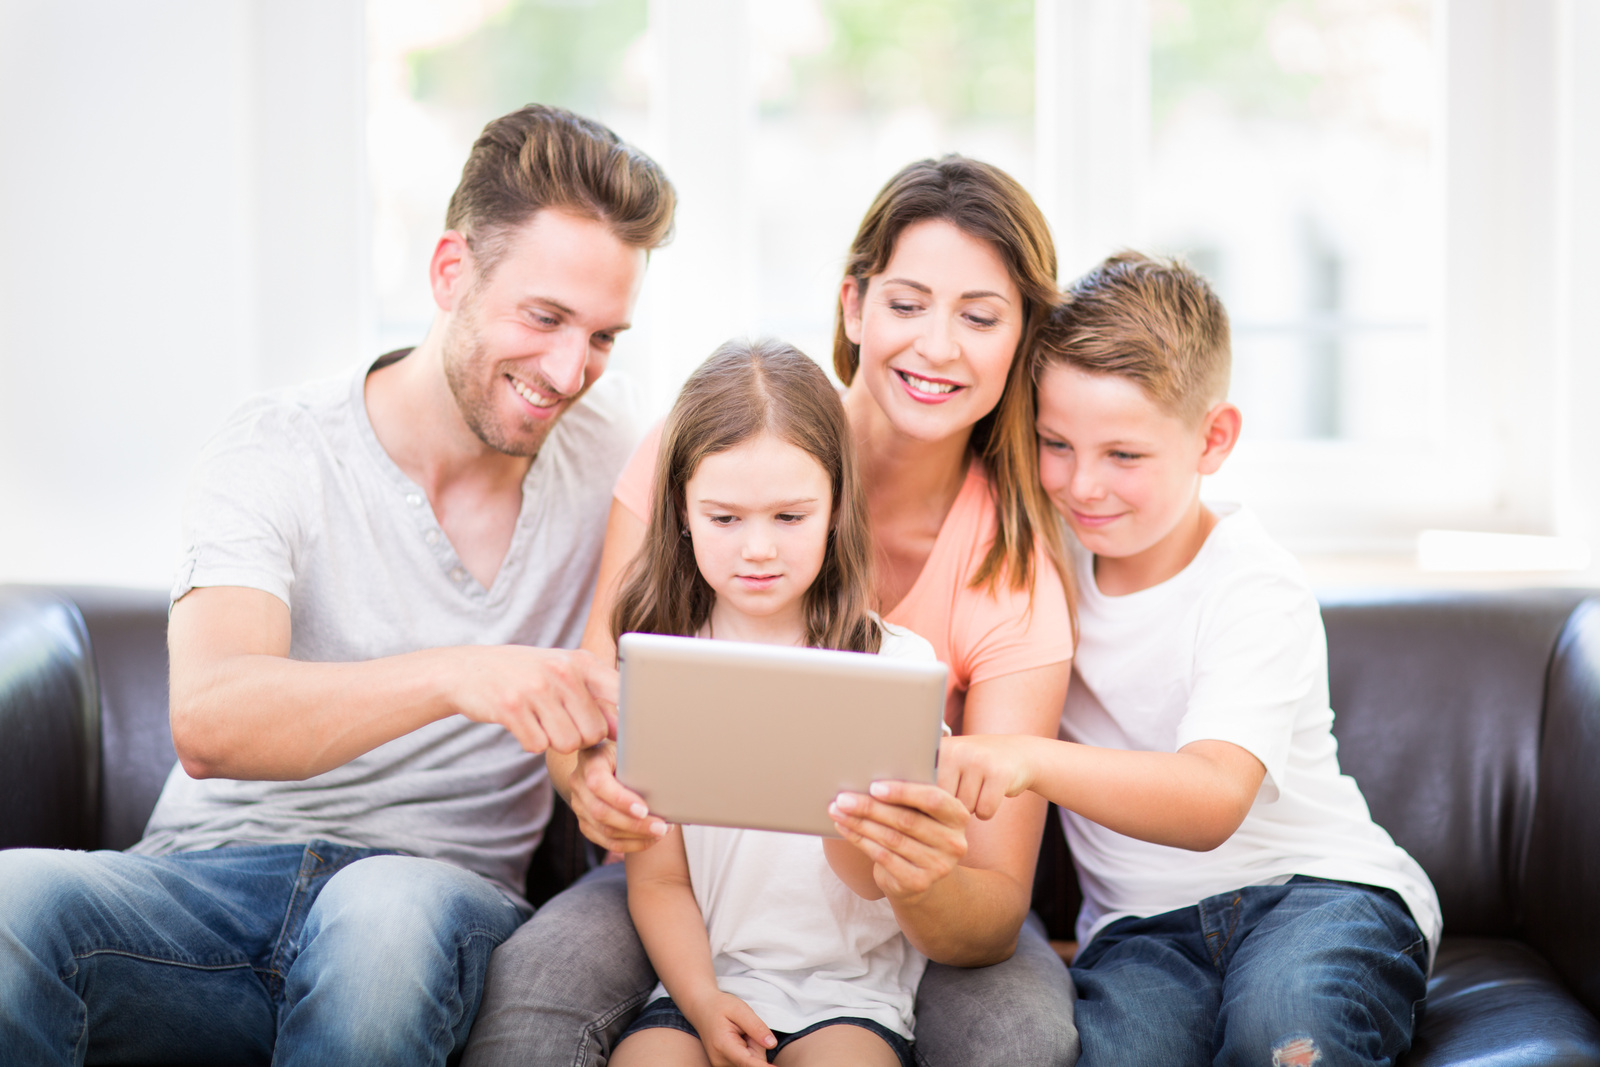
[305,856,521,963]
[0,849,97,938]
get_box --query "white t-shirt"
[1058,504,1442,960]
[647,622,936,1039]
[133,354,639,905]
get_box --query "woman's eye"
[966,313,998,328]
[888,301,921,315]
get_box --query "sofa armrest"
[0,586,100,849]
[1524,597,1600,1019]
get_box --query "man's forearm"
[171,648,455,780]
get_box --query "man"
[0,104,674,1065]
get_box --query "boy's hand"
[938,734,1037,820]
[683,992,776,1067]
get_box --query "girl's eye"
[709,514,737,526]
[775,512,806,524]
[1039,437,1071,454]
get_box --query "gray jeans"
[461,863,1079,1067]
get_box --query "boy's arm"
[940,733,1265,851]
[625,829,776,1067]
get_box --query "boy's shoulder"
[1181,504,1321,633]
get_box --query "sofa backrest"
[1319,589,1589,938]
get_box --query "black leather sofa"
[3,583,1599,1064]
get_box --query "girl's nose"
[1070,463,1104,503]
[743,531,777,560]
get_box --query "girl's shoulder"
[872,614,938,663]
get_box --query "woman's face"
[841,219,1023,444]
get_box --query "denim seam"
[266,846,326,987]
[68,948,259,972]
[574,988,654,1067]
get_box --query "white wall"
[0,0,368,588]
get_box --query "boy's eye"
[1110,451,1143,462]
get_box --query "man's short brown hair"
[1038,251,1231,424]
[445,104,675,276]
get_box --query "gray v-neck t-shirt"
[132,354,639,904]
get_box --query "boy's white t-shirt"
[646,622,936,1039]
[1059,504,1442,958]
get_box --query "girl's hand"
[937,734,1038,820]
[568,741,669,852]
[683,991,776,1067]
[828,780,971,903]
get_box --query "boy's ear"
[1197,402,1242,475]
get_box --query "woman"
[464,157,1079,1067]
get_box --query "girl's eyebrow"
[697,496,819,510]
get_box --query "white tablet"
[615,632,948,837]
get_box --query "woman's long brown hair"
[611,339,881,654]
[833,156,1069,607]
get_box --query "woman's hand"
[828,780,971,903]
[937,733,1040,820]
[682,991,776,1067]
[566,741,668,852]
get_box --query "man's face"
[441,209,646,457]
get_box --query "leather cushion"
[1524,598,1600,1020]
[1320,590,1587,936]
[1404,936,1600,1066]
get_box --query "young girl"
[608,339,933,1067]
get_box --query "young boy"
[940,252,1440,1066]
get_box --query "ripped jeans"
[1070,876,1428,1067]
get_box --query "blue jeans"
[0,841,527,1066]
[1070,876,1428,1067]
[463,862,1079,1067]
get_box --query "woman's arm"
[940,734,1266,851]
[548,500,668,850]
[829,660,1069,966]
[626,830,775,1066]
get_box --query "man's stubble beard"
[440,293,569,459]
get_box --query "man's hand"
[828,780,971,903]
[937,733,1038,820]
[682,991,776,1067]
[566,741,668,851]
[445,645,618,755]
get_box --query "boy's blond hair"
[1038,251,1231,424]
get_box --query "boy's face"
[1035,364,1226,571]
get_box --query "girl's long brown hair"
[612,339,881,654]
[833,156,1068,605]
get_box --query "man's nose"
[539,330,590,397]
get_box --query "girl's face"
[840,219,1023,443]
[684,433,834,642]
